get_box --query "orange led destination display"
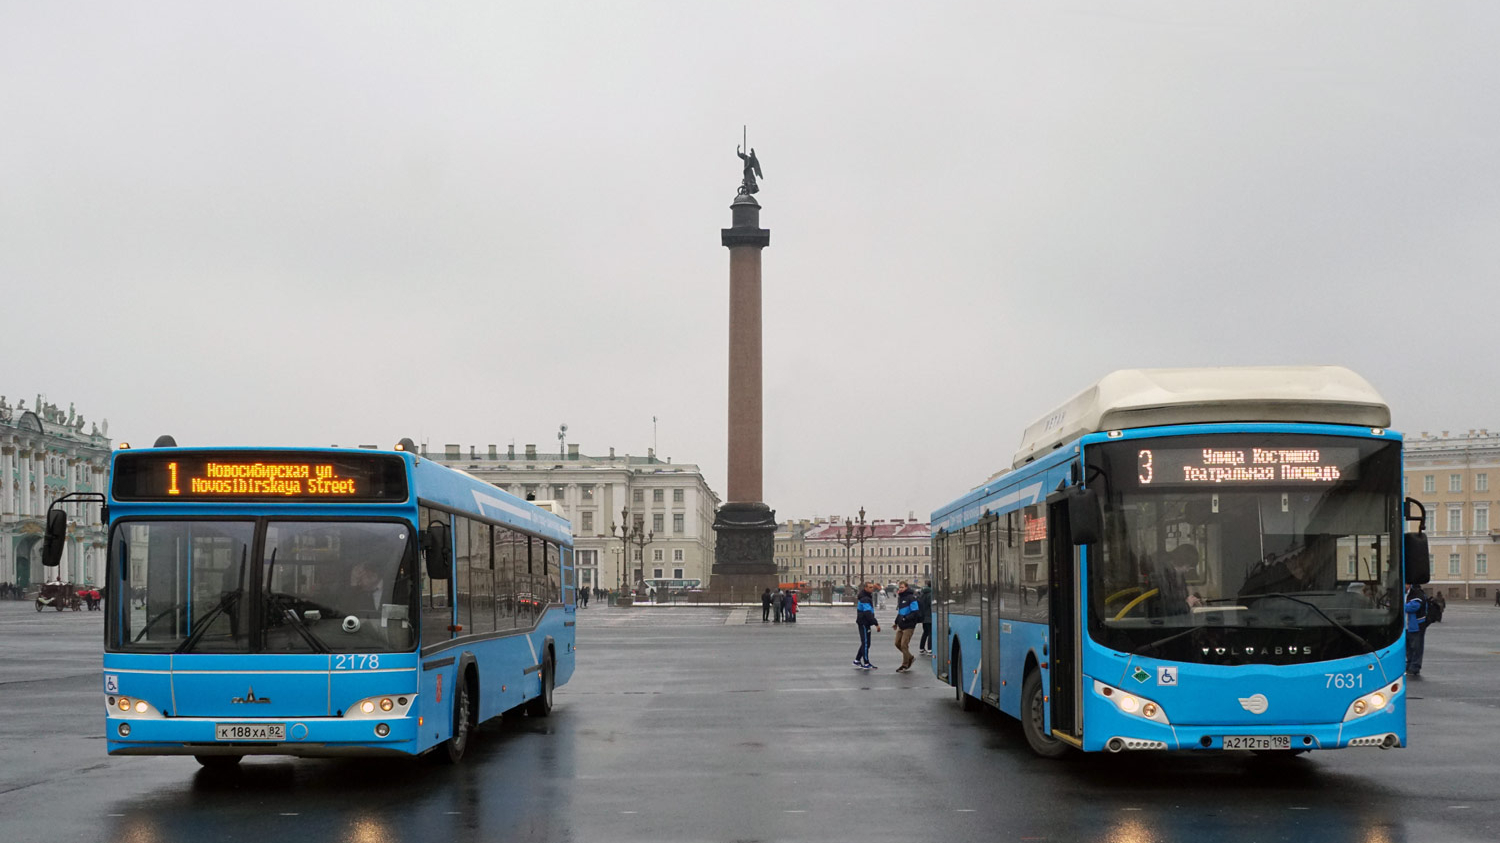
[113,451,408,502]
[1137,446,1360,487]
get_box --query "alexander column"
[710,142,778,599]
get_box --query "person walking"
[893,581,920,672]
[917,583,934,656]
[853,582,880,669]
[772,588,784,623]
[761,587,773,622]
[784,588,797,623]
[1404,583,1428,676]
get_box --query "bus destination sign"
[1137,446,1360,487]
[112,451,409,502]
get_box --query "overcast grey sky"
[3,2,1496,520]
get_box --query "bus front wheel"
[952,643,978,712]
[1022,670,1070,759]
[442,672,477,764]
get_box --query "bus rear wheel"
[442,672,477,764]
[526,652,554,717]
[1022,670,1070,759]
[952,643,978,712]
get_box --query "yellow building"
[1405,430,1500,601]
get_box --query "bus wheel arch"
[441,654,480,764]
[1021,663,1070,759]
[526,640,555,717]
[951,638,977,712]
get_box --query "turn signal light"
[380,698,394,711]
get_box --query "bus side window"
[419,506,453,644]
[468,520,494,635]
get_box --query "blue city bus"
[931,367,1431,757]
[43,439,575,768]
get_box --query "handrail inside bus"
[1113,588,1159,621]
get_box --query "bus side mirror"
[421,523,451,580]
[1403,532,1430,586]
[41,509,68,568]
[1068,486,1102,546]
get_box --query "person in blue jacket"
[853,582,881,670]
[917,583,934,656]
[893,581,921,672]
[1404,583,1427,676]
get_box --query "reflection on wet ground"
[8,602,1499,842]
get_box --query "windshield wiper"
[176,589,244,653]
[262,548,328,653]
[1236,592,1376,653]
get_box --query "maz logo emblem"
[232,687,272,705]
[1238,693,1269,715]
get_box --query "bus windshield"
[111,520,418,654]
[1085,434,1404,664]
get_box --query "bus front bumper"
[105,715,421,758]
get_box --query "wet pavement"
[1,599,1497,842]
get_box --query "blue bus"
[42,439,575,767]
[931,367,1431,757]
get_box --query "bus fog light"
[361,701,375,714]
[380,698,393,711]
[375,723,390,737]
[118,723,131,737]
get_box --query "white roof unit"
[1013,366,1390,468]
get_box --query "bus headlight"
[1344,681,1401,722]
[1094,680,1170,724]
[343,695,416,719]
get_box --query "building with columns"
[1405,429,1500,602]
[800,516,932,590]
[424,443,720,593]
[1,396,113,589]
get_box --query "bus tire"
[195,754,242,770]
[952,642,978,712]
[441,671,477,764]
[526,652,554,717]
[1022,670,1070,759]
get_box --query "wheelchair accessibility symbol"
[1157,667,1178,686]
[104,674,119,693]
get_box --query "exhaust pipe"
[1106,737,1125,753]
[1381,734,1400,749]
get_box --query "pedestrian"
[853,582,881,670]
[1429,590,1446,624]
[893,581,920,672]
[772,588,784,623]
[1404,583,1428,676]
[761,587,773,622]
[786,588,798,623]
[917,582,933,656]
[1495,589,1499,608]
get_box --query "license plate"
[1223,735,1290,750]
[215,723,285,742]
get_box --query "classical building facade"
[1,397,113,588]
[1405,430,1500,601]
[426,443,720,592]
[773,519,812,583]
[801,516,932,589]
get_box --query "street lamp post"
[611,507,653,595]
[852,506,870,590]
[838,521,858,592]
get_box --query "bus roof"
[1012,366,1390,469]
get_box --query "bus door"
[1046,494,1082,744]
[934,530,950,682]
[980,514,1001,705]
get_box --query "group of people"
[853,580,932,672]
[760,587,799,623]
[0,582,26,600]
